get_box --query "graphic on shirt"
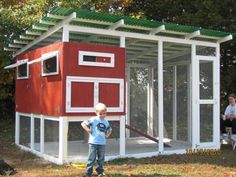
[97,123,106,132]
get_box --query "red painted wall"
[15,43,64,116]
[62,42,126,116]
[15,42,126,117]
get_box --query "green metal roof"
[4,6,234,55]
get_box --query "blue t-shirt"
[82,116,112,145]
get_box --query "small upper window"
[41,51,59,76]
[79,51,115,67]
[17,59,29,79]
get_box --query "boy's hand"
[105,131,111,138]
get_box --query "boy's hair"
[228,93,236,99]
[95,103,107,112]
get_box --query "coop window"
[17,59,29,79]
[41,51,59,76]
[78,51,115,67]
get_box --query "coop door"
[66,76,124,113]
[194,55,218,148]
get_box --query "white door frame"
[192,54,219,148]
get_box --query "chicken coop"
[4,7,233,164]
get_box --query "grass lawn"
[1,119,236,177]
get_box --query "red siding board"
[15,42,126,117]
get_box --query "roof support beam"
[20,35,35,40]
[39,19,56,25]
[66,25,218,47]
[4,47,17,52]
[185,30,200,39]
[108,19,124,30]
[9,44,24,48]
[26,31,42,36]
[32,25,49,31]
[14,40,29,45]
[217,34,233,43]
[13,12,76,57]
[149,25,165,35]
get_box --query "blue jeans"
[86,144,105,175]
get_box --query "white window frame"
[78,51,115,67]
[17,59,29,80]
[41,51,59,76]
[66,76,124,113]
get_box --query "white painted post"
[187,65,192,144]
[62,25,69,42]
[126,66,130,138]
[30,114,35,150]
[120,116,126,156]
[40,115,45,153]
[147,67,154,136]
[15,112,20,145]
[191,43,198,149]
[215,43,220,149]
[120,35,126,156]
[172,65,177,141]
[120,36,125,48]
[59,117,68,164]
[158,40,164,152]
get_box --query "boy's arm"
[105,131,112,138]
[105,123,112,138]
[81,121,91,133]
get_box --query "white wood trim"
[4,47,17,52]
[126,66,130,137]
[13,12,76,57]
[15,112,20,145]
[59,117,68,164]
[187,65,192,143]
[120,36,125,48]
[172,66,177,141]
[78,51,115,68]
[147,67,154,136]
[149,25,165,35]
[41,51,59,76]
[26,30,41,36]
[196,55,218,148]
[158,40,164,152]
[39,19,56,26]
[67,25,218,47]
[215,43,220,149]
[120,116,126,156]
[66,76,125,113]
[217,34,233,43]
[40,115,45,153]
[17,59,29,80]
[191,44,198,149]
[30,114,35,150]
[14,40,29,45]
[62,25,69,42]
[32,25,48,31]
[68,116,121,122]
[108,19,124,30]
[19,35,35,40]
[185,30,200,39]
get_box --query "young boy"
[81,103,112,177]
[221,93,236,148]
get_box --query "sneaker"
[83,174,91,177]
[233,142,236,150]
